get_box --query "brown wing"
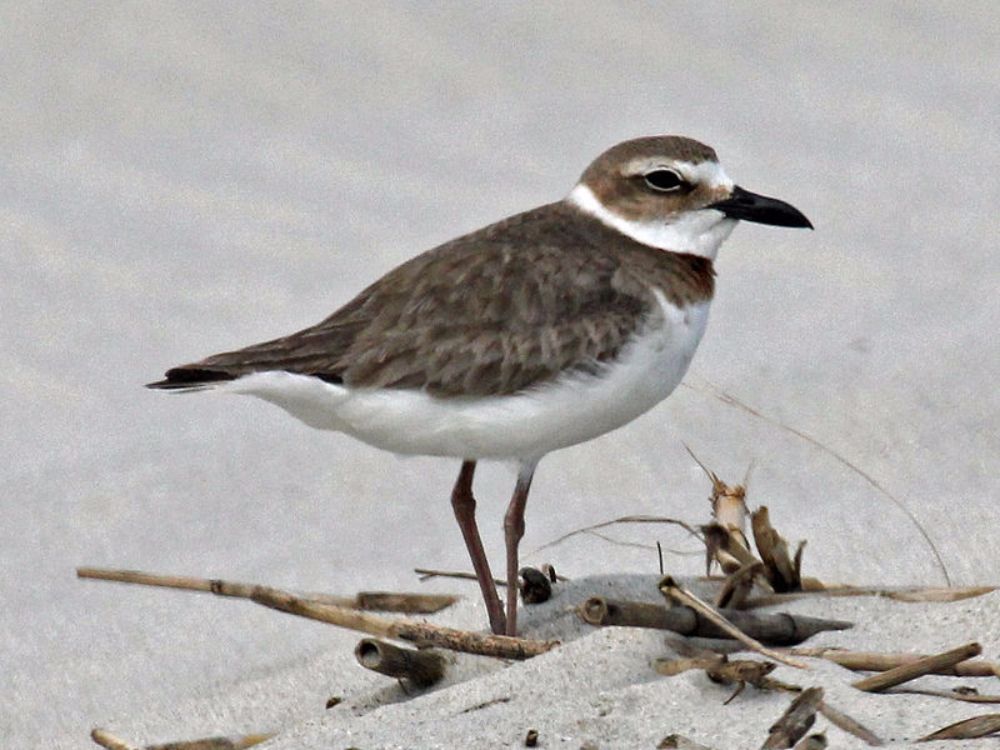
[148,203,711,397]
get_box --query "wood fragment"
[817,701,884,746]
[77,567,456,613]
[252,587,557,659]
[851,642,982,692]
[918,713,1000,741]
[354,637,446,687]
[659,578,811,669]
[789,646,1000,678]
[762,687,823,749]
[581,596,849,646]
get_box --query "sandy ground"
[5,3,1000,748]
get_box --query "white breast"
[218,293,711,462]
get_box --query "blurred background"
[4,3,999,746]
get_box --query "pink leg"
[450,460,506,635]
[503,461,537,636]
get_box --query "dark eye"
[643,169,685,192]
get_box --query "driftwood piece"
[762,686,823,749]
[580,597,850,646]
[851,642,982,692]
[355,638,446,686]
[918,713,1000,741]
[252,587,557,659]
[91,729,274,750]
[77,567,456,613]
[790,646,1000,678]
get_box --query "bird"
[148,135,812,636]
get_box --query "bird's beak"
[709,185,813,229]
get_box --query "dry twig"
[77,567,456,613]
[252,587,557,659]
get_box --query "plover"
[149,136,812,636]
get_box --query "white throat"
[567,183,737,261]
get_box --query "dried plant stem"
[252,587,556,659]
[355,638,446,686]
[77,567,456,613]
[851,642,982,692]
[790,646,1000,678]
[919,714,1000,741]
[659,577,810,669]
[581,597,850,645]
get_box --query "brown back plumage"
[148,202,714,397]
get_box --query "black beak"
[709,185,813,229]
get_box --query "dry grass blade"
[889,687,1000,704]
[918,713,1000,741]
[851,642,982,692]
[531,515,702,555]
[790,647,1000,678]
[752,507,801,593]
[817,701,884,746]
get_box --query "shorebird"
[148,136,811,636]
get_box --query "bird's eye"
[643,169,685,193]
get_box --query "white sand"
[5,4,1000,748]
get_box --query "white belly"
[219,295,711,461]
